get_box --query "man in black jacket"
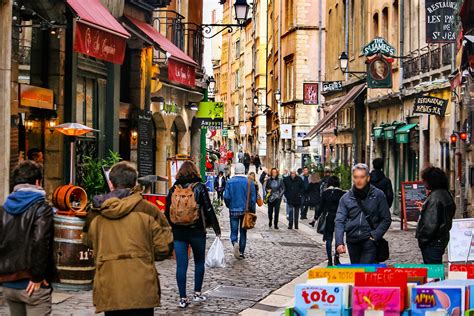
[0,161,55,315]
[370,158,394,208]
[283,171,304,229]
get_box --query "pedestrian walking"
[214,171,227,203]
[307,173,322,226]
[238,150,244,163]
[224,163,256,259]
[165,161,221,308]
[83,161,174,315]
[259,167,268,197]
[265,168,285,229]
[314,176,345,266]
[248,172,261,204]
[243,153,251,174]
[0,161,55,316]
[335,163,392,264]
[370,158,394,208]
[416,167,455,264]
[300,167,311,219]
[283,170,304,229]
[320,167,332,194]
[254,155,262,171]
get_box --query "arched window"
[382,7,389,40]
[373,12,379,38]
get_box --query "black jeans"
[325,233,338,266]
[347,239,377,264]
[217,190,224,201]
[105,309,154,316]
[268,198,281,227]
[420,242,446,264]
[288,204,300,229]
[300,195,309,218]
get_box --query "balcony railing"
[403,44,452,79]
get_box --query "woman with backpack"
[314,176,345,266]
[165,161,221,308]
[265,168,285,229]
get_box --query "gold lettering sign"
[19,84,54,110]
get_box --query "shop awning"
[396,123,418,144]
[67,0,130,64]
[396,123,418,134]
[304,83,366,140]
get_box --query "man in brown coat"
[83,161,173,315]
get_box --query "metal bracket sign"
[362,37,396,57]
[413,96,448,117]
[322,81,343,92]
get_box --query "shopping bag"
[205,237,226,268]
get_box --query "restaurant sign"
[413,96,448,117]
[303,82,319,105]
[168,59,196,88]
[19,84,54,110]
[425,0,458,43]
[362,37,396,57]
[322,81,343,92]
[74,22,127,64]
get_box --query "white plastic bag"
[205,237,226,268]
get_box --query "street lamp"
[253,95,258,106]
[200,0,251,38]
[234,0,250,25]
[274,90,281,102]
[208,76,216,91]
[339,52,349,73]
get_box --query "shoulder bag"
[242,180,257,229]
[316,211,327,234]
[355,198,390,262]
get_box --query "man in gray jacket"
[335,163,392,264]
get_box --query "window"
[373,13,379,38]
[76,77,96,128]
[360,0,366,48]
[286,0,294,30]
[285,59,294,101]
[381,7,389,40]
[392,1,399,52]
[235,39,241,58]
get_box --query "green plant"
[81,151,121,200]
[212,196,223,216]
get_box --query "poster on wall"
[303,82,319,105]
[137,111,155,177]
[425,0,458,43]
[280,124,293,139]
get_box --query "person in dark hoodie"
[83,161,173,315]
[370,158,394,208]
[0,161,55,315]
[165,161,221,308]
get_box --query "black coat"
[306,182,322,207]
[369,170,394,208]
[283,176,304,206]
[416,189,455,248]
[316,188,345,238]
[214,176,226,192]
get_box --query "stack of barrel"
[52,184,94,290]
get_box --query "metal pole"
[70,141,75,184]
[278,0,282,170]
[200,89,208,181]
[344,0,349,81]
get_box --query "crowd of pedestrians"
[0,153,456,315]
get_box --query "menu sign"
[401,181,426,229]
[137,111,155,177]
[425,0,458,43]
[413,96,448,117]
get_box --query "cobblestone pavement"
[0,173,422,315]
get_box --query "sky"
[202,0,223,76]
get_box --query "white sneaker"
[178,298,189,308]
[193,293,207,302]
[233,243,240,259]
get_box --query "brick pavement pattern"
[0,194,422,316]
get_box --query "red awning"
[125,15,198,67]
[67,0,130,64]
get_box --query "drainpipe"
[278,0,282,169]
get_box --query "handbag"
[316,211,327,234]
[242,180,257,229]
[256,193,264,207]
[355,198,390,262]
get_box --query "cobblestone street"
[0,195,422,315]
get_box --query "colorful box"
[393,264,445,280]
[352,286,402,316]
[411,286,464,316]
[337,264,387,273]
[308,268,365,283]
[294,284,346,316]
[355,272,408,310]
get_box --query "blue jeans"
[421,242,446,264]
[174,235,206,298]
[287,204,300,229]
[347,239,377,264]
[230,215,247,254]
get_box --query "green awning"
[396,123,418,134]
[373,127,384,139]
[384,125,396,140]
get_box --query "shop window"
[76,77,96,130]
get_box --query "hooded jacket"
[0,184,56,287]
[369,169,394,208]
[83,187,173,313]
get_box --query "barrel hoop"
[54,238,83,244]
[57,266,95,271]
[58,279,93,284]
[54,224,83,230]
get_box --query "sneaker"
[193,293,207,302]
[239,254,246,259]
[300,216,308,220]
[233,243,240,259]
[178,298,189,308]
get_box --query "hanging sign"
[280,124,292,139]
[367,55,393,88]
[425,0,458,43]
[362,37,396,56]
[168,59,196,87]
[413,96,448,117]
[196,102,224,128]
[137,111,155,177]
[303,82,319,105]
[19,84,54,110]
[322,81,343,93]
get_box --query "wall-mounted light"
[25,118,35,132]
[131,129,138,141]
[47,117,58,133]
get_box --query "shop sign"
[425,0,458,43]
[362,37,396,56]
[74,22,126,64]
[168,59,196,87]
[19,84,54,110]
[303,82,319,105]
[322,81,343,93]
[280,124,292,139]
[227,129,235,139]
[201,120,223,128]
[137,111,155,177]
[413,96,448,117]
[197,102,224,119]
[367,55,393,88]
[222,128,228,137]
[162,103,180,114]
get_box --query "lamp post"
[207,76,216,101]
[338,51,366,75]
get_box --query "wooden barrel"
[52,185,88,214]
[53,215,95,291]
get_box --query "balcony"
[403,44,452,80]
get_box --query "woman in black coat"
[306,173,321,221]
[315,176,345,266]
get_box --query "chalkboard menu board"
[401,181,427,229]
[425,0,458,43]
[137,111,155,177]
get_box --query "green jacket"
[84,189,173,313]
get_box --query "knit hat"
[235,163,245,175]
